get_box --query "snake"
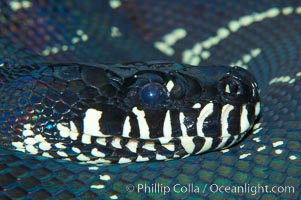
[0,62,260,164]
[0,1,300,199]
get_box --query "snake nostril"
[139,82,167,108]
[218,75,249,104]
[224,81,240,96]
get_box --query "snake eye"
[139,82,167,108]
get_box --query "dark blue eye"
[139,83,167,108]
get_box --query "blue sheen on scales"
[0,62,260,164]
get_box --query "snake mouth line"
[3,63,260,164]
[11,100,260,164]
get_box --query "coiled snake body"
[0,1,300,199]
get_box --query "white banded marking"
[155,28,187,56]
[77,154,90,161]
[192,103,201,109]
[72,146,81,154]
[196,103,214,136]
[136,155,150,162]
[195,137,213,154]
[70,121,79,140]
[275,149,283,154]
[289,155,297,160]
[162,143,175,152]
[272,141,284,147]
[99,175,111,181]
[163,110,172,137]
[255,102,261,116]
[57,151,68,157]
[12,142,24,150]
[118,157,132,164]
[215,137,230,150]
[82,134,91,144]
[55,143,66,149]
[42,152,53,158]
[179,137,195,154]
[34,135,45,143]
[25,145,38,154]
[221,104,234,137]
[239,153,251,159]
[91,184,105,189]
[182,7,296,65]
[24,137,37,145]
[125,139,138,153]
[156,154,167,160]
[91,148,105,157]
[96,138,107,146]
[39,141,51,151]
[111,137,122,149]
[166,80,174,92]
[228,135,240,147]
[158,137,171,144]
[240,104,250,133]
[57,123,70,138]
[22,129,34,137]
[230,48,262,69]
[257,146,266,152]
[132,107,150,139]
[122,116,131,137]
[179,112,188,137]
[83,109,106,137]
[142,142,156,151]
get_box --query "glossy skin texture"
[0,62,260,164]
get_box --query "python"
[0,62,260,164]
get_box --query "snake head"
[120,64,260,139]
[4,62,260,164]
[101,62,261,161]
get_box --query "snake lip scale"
[0,61,260,164]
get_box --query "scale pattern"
[0,1,300,199]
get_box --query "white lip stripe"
[136,155,149,162]
[118,157,132,164]
[156,154,167,160]
[111,137,122,149]
[195,137,213,154]
[69,121,79,140]
[196,103,214,136]
[132,107,150,139]
[122,116,131,138]
[221,104,234,137]
[91,148,105,157]
[83,109,106,137]
[240,104,250,133]
[142,142,156,151]
[180,136,195,154]
[158,137,171,144]
[96,138,106,146]
[162,143,175,151]
[163,110,172,137]
[255,102,260,116]
[81,133,91,144]
[125,140,138,153]
[179,112,188,137]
